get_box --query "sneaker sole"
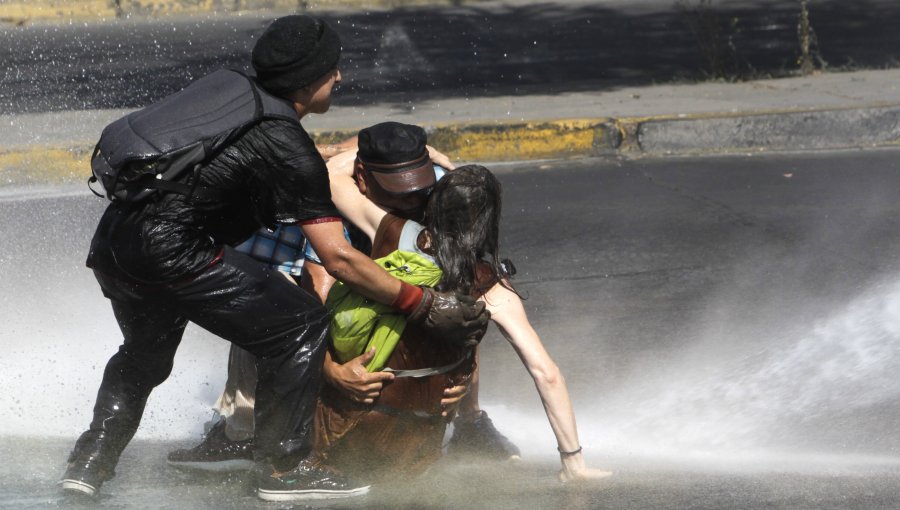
[257,485,370,502]
[167,458,256,472]
[58,479,98,497]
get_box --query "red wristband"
[299,216,342,226]
[392,281,423,314]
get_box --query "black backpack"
[88,69,298,202]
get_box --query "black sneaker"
[256,459,370,502]
[448,410,521,461]
[58,457,113,497]
[166,419,255,472]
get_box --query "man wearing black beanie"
[60,14,489,503]
[252,15,343,98]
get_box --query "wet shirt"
[235,224,306,277]
[86,118,339,283]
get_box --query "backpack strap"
[125,170,229,202]
[233,69,298,122]
[380,350,472,379]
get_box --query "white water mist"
[592,276,900,463]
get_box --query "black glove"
[408,288,490,347]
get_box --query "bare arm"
[315,153,474,409]
[300,260,396,402]
[316,135,358,161]
[305,245,469,409]
[300,220,400,304]
[323,348,395,404]
[299,257,337,304]
[482,281,612,482]
[325,149,386,240]
[326,145,456,238]
[426,145,455,170]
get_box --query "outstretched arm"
[482,281,612,482]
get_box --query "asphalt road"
[3,0,900,114]
[2,149,900,508]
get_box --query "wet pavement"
[4,437,900,510]
[3,149,900,508]
[4,0,900,115]
[4,2,900,507]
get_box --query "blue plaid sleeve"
[235,225,306,276]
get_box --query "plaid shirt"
[235,225,306,276]
[238,166,448,274]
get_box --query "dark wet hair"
[423,164,515,296]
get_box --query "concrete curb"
[4,104,900,186]
[0,1,116,23]
[1,119,617,186]
[0,0,485,24]
[0,145,94,186]
[631,105,900,156]
[315,119,621,161]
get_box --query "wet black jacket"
[87,118,339,284]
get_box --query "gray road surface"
[4,0,900,114]
[2,149,900,508]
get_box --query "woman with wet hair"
[306,159,611,486]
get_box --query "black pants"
[69,247,329,475]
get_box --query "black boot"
[59,455,115,498]
[167,419,255,472]
[448,410,521,461]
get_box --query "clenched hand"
[323,348,395,404]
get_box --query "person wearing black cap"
[352,123,522,462]
[167,123,518,478]
[60,15,488,502]
[164,127,457,473]
[304,134,613,486]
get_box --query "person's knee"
[109,345,178,390]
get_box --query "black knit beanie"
[252,15,341,97]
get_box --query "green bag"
[326,250,442,372]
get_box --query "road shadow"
[2,0,900,113]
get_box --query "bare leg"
[456,348,482,418]
[217,345,257,442]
